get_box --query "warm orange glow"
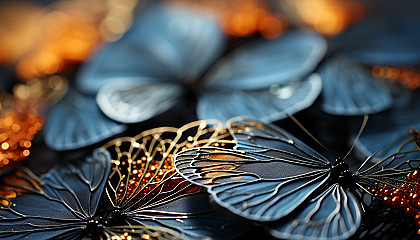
[0,106,44,167]
[0,0,139,80]
[283,0,364,36]
[171,0,287,38]
[372,66,420,90]
[16,11,102,80]
[0,1,46,64]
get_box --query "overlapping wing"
[354,93,420,162]
[0,149,111,239]
[198,74,322,122]
[266,184,362,240]
[77,3,226,124]
[101,120,248,239]
[204,30,326,90]
[174,117,332,222]
[318,55,392,115]
[43,89,126,150]
[175,147,330,222]
[174,117,365,239]
[331,15,420,66]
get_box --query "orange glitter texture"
[102,120,233,207]
[369,169,420,236]
[0,107,43,168]
[372,66,420,90]
[171,0,287,38]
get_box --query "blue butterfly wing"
[204,30,326,90]
[318,55,392,115]
[0,150,111,239]
[43,89,126,150]
[226,117,330,161]
[332,16,420,66]
[354,92,420,162]
[197,74,322,122]
[174,117,333,222]
[127,185,249,240]
[101,119,250,240]
[96,80,183,123]
[266,184,362,240]
[76,3,226,94]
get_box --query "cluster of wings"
[0,117,419,240]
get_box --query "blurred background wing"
[197,74,322,122]
[317,55,392,115]
[43,89,126,151]
[353,92,420,161]
[96,80,183,123]
[204,30,326,90]
[331,15,420,66]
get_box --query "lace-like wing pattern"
[174,117,420,240]
[101,119,248,239]
[0,150,111,239]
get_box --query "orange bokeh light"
[16,11,102,80]
[283,0,364,36]
[171,0,287,38]
[372,66,420,90]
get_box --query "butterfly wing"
[174,117,332,222]
[266,184,362,240]
[175,147,331,222]
[76,3,226,123]
[0,149,111,239]
[197,73,322,122]
[175,117,364,239]
[354,92,420,162]
[43,89,126,150]
[101,120,249,239]
[317,54,392,115]
[331,15,420,66]
[203,30,326,90]
[96,80,183,123]
[77,3,226,94]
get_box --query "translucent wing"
[331,15,420,66]
[204,30,326,90]
[197,74,322,122]
[174,117,332,222]
[43,89,126,150]
[354,93,420,161]
[77,2,226,94]
[317,55,392,115]
[0,149,111,239]
[266,184,362,240]
[226,117,330,162]
[101,120,248,239]
[175,147,330,222]
[96,80,182,123]
[174,117,365,239]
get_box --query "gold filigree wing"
[101,120,249,239]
